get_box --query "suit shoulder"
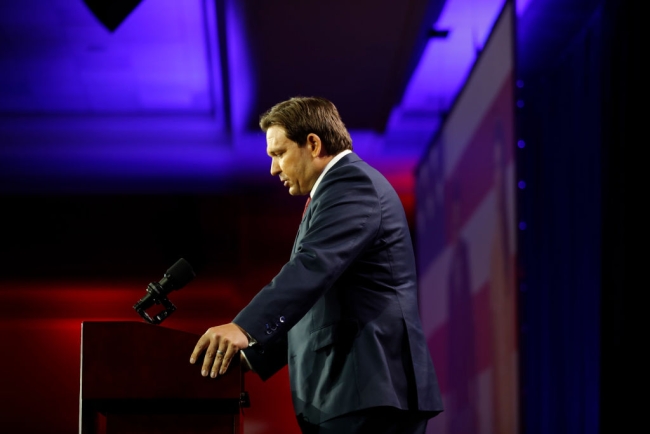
[326,157,395,195]
[329,156,387,182]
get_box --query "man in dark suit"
[190,96,443,433]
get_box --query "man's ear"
[307,133,323,157]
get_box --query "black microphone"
[133,258,196,324]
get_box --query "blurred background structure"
[0,0,631,433]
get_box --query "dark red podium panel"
[80,321,245,434]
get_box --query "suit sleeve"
[241,335,288,381]
[233,163,380,356]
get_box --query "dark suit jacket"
[234,152,443,424]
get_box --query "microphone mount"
[133,258,196,325]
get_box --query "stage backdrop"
[415,2,518,434]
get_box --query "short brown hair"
[259,96,353,155]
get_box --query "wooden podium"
[79,321,247,434]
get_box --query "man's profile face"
[266,126,318,196]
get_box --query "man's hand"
[189,323,249,378]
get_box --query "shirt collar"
[310,150,352,198]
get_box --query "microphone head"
[160,258,196,293]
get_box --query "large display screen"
[415,2,518,433]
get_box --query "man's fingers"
[189,334,209,364]
[210,345,228,378]
[219,345,239,376]
[200,349,212,376]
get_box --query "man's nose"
[270,159,281,176]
